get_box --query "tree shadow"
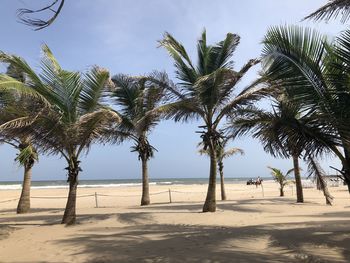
[137,197,320,214]
[0,207,64,214]
[0,225,14,240]
[55,219,350,262]
[0,212,113,227]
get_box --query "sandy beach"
[0,181,349,262]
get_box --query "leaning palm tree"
[158,30,262,212]
[305,0,350,23]
[262,25,350,193]
[199,138,244,200]
[109,74,165,206]
[268,166,293,197]
[229,97,337,203]
[0,45,120,224]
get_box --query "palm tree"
[199,138,244,200]
[17,0,65,30]
[0,136,38,213]
[305,0,350,23]
[268,166,293,196]
[0,64,39,214]
[229,97,337,203]
[109,74,165,206]
[0,45,120,224]
[158,30,262,212]
[261,25,350,193]
[15,139,38,213]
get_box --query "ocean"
[0,177,271,190]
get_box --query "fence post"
[261,184,264,197]
[168,189,172,203]
[95,192,98,208]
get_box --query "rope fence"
[0,184,313,207]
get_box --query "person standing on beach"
[256,176,262,188]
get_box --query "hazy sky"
[0,0,346,181]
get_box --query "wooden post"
[95,192,98,208]
[168,189,172,203]
[261,184,264,197]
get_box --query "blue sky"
[0,0,345,181]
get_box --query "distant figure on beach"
[256,176,262,188]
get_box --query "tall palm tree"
[199,138,244,200]
[229,97,337,203]
[0,64,39,214]
[261,25,350,193]
[158,30,262,212]
[0,45,120,224]
[110,74,165,206]
[305,0,350,23]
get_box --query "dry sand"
[0,181,349,262]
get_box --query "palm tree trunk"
[342,149,350,193]
[17,163,33,214]
[280,186,284,197]
[62,157,80,225]
[203,139,217,212]
[140,156,150,206]
[218,161,227,201]
[292,154,304,203]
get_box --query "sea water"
[0,178,271,190]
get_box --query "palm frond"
[156,99,204,122]
[159,32,197,86]
[304,0,350,23]
[79,67,109,113]
[76,108,122,155]
[212,33,240,70]
[15,144,38,167]
[307,156,334,205]
[222,147,244,158]
[17,0,65,30]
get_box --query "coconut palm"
[305,0,350,23]
[0,135,38,213]
[228,95,338,203]
[14,139,38,213]
[0,64,39,214]
[199,138,244,200]
[158,30,263,212]
[110,74,165,206]
[0,45,120,224]
[268,166,293,197]
[261,25,350,193]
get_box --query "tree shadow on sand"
[55,218,350,263]
[136,197,320,214]
[0,212,113,226]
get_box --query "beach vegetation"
[109,74,166,206]
[158,30,263,212]
[0,45,121,224]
